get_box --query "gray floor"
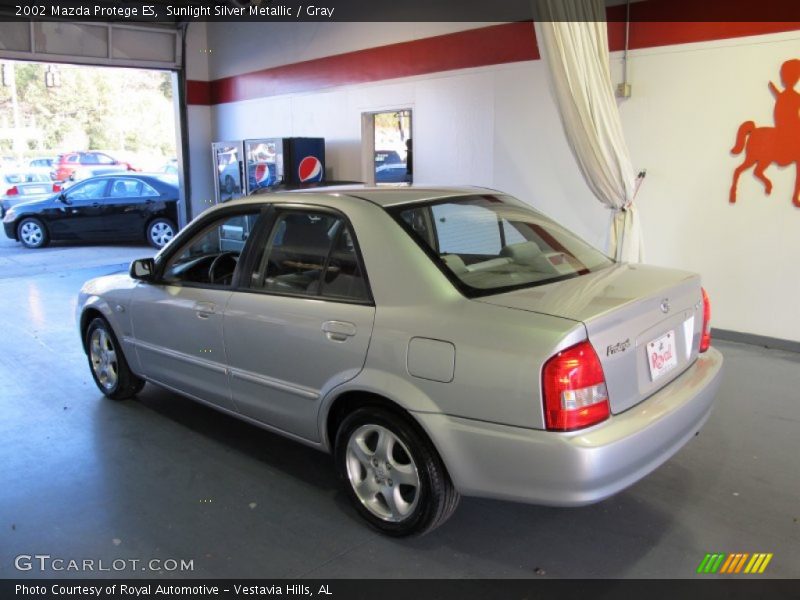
[1,244,798,579]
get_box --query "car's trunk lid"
[477,264,704,414]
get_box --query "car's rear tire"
[335,407,460,536]
[85,317,144,400]
[146,218,176,249]
[17,217,49,249]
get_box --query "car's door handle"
[322,320,356,342]
[92,202,100,207]
[194,301,216,319]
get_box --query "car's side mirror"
[130,258,156,281]
[58,193,71,205]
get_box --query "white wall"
[184,22,215,216]
[187,23,800,342]
[615,30,800,341]
[206,22,496,79]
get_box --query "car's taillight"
[52,183,61,192]
[542,340,610,431]
[700,287,712,353]
[6,186,18,196]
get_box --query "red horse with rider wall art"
[730,58,800,207]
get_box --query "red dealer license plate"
[647,330,678,381]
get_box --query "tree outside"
[0,61,176,169]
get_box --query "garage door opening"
[1,60,176,176]
[0,58,182,272]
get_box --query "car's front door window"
[162,211,261,287]
[66,179,109,201]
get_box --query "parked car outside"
[26,157,57,180]
[66,165,130,186]
[374,149,409,183]
[3,173,178,249]
[76,187,722,536]
[0,171,61,218]
[160,158,178,175]
[52,151,137,182]
[29,157,55,169]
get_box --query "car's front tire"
[17,217,49,249]
[85,317,144,400]
[146,218,176,249]
[335,407,460,536]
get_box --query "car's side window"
[316,227,369,301]
[250,211,369,302]
[96,153,116,165]
[67,179,109,200]
[109,178,158,198]
[161,211,261,287]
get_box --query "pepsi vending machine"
[244,138,282,194]
[282,137,325,186]
[212,137,326,204]
[211,141,245,203]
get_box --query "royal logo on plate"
[647,330,677,381]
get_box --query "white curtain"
[535,0,644,262]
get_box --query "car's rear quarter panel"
[327,198,586,431]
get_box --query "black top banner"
[0,0,799,23]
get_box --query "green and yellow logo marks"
[697,552,773,574]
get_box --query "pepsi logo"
[298,156,323,183]
[253,163,271,185]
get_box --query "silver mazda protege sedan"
[77,187,723,536]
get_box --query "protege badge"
[607,339,631,356]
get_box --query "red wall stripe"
[188,18,800,106]
[186,80,212,106]
[607,19,800,51]
[208,22,538,105]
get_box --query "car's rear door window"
[249,210,370,302]
[109,178,158,198]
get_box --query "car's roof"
[227,185,499,209]
[74,172,168,181]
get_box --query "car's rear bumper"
[414,346,723,506]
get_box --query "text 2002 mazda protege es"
[77,187,723,536]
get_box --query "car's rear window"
[390,194,614,297]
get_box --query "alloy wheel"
[89,327,118,391]
[345,424,421,522]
